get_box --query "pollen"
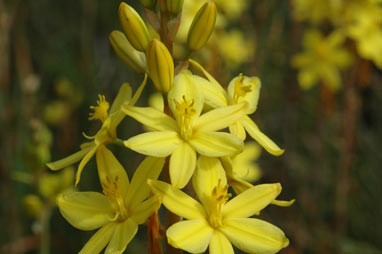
[233,74,252,103]
[89,95,110,122]
[174,96,196,140]
[102,176,129,221]
[207,179,231,228]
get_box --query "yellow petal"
[194,74,227,108]
[96,146,129,195]
[223,183,281,219]
[130,195,161,224]
[75,145,99,186]
[209,230,234,254]
[122,105,178,131]
[189,131,243,157]
[57,191,115,230]
[47,144,94,171]
[193,156,227,207]
[220,218,289,254]
[229,121,246,140]
[79,223,115,254]
[105,219,138,254]
[130,74,148,106]
[271,199,295,207]
[124,131,181,157]
[125,156,165,209]
[194,102,248,132]
[167,219,213,253]
[242,116,284,156]
[227,75,261,114]
[148,92,164,112]
[109,83,132,114]
[148,180,206,219]
[169,142,196,189]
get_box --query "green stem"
[40,207,52,254]
[113,138,125,147]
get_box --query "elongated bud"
[119,2,151,52]
[146,39,174,93]
[140,0,157,9]
[165,0,184,16]
[187,1,217,51]
[109,31,146,73]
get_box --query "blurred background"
[1,0,381,253]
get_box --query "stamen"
[89,95,110,122]
[233,74,252,103]
[174,96,196,140]
[208,179,231,228]
[102,175,128,221]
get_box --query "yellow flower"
[291,29,353,91]
[291,0,341,24]
[122,70,248,189]
[190,59,284,156]
[47,77,147,185]
[148,156,289,254]
[57,146,164,254]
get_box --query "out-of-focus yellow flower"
[165,0,184,16]
[123,70,247,189]
[24,194,44,218]
[214,0,248,20]
[146,39,174,93]
[47,78,147,185]
[149,156,289,254]
[57,146,164,254]
[291,0,342,24]
[39,167,75,204]
[345,0,382,68]
[190,60,284,156]
[292,29,353,91]
[230,141,262,182]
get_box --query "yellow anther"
[208,180,231,228]
[174,96,196,140]
[89,95,110,122]
[233,74,252,103]
[102,176,128,221]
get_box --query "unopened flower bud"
[119,2,151,52]
[165,0,184,16]
[187,1,217,51]
[140,0,157,9]
[146,39,174,93]
[109,31,146,73]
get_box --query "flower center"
[207,180,231,228]
[233,74,252,104]
[174,96,195,140]
[102,176,129,222]
[89,95,110,123]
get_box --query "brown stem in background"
[158,0,173,54]
[148,211,162,254]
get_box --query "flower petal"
[75,144,98,186]
[229,121,246,140]
[47,144,94,171]
[79,223,115,254]
[169,142,196,189]
[193,156,227,207]
[209,230,234,254]
[130,74,148,106]
[57,191,114,230]
[124,131,181,157]
[125,156,165,209]
[194,74,227,108]
[148,180,206,219]
[242,116,284,156]
[122,105,178,131]
[167,219,213,253]
[223,183,281,219]
[105,219,138,254]
[109,83,132,114]
[220,218,289,254]
[194,102,248,132]
[96,146,129,195]
[130,195,161,224]
[189,131,243,157]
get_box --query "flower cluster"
[48,1,293,253]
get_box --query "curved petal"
[130,74,148,106]
[189,131,243,157]
[125,156,165,209]
[57,191,114,230]
[169,142,196,189]
[47,144,94,171]
[229,121,246,140]
[79,223,115,254]
[209,230,234,254]
[124,131,181,157]
[242,116,284,156]
[110,83,132,114]
[122,105,178,131]
[193,157,227,207]
[167,219,213,253]
[75,144,98,186]
[148,180,206,219]
[96,146,129,196]
[223,183,281,219]
[194,74,227,108]
[105,219,138,254]
[220,218,289,254]
[130,195,161,224]
[194,102,248,132]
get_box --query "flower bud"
[119,2,151,52]
[140,0,157,9]
[109,30,146,73]
[146,39,174,93]
[165,0,184,16]
[187,1,217,51]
